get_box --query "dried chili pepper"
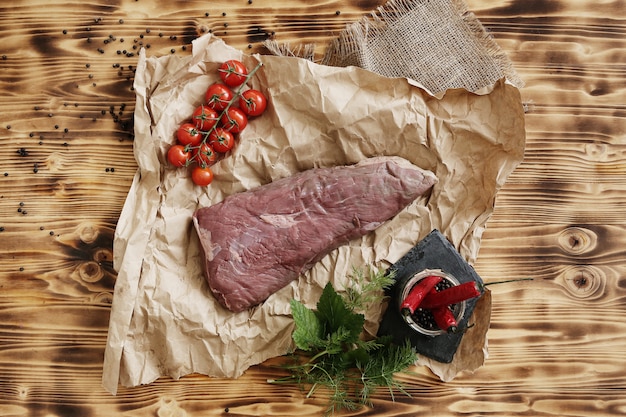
[420,281,482,309]
[421,277,533,310]
[400,275,442,316]
[431,306,458,333]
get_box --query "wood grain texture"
[1,0,625,416]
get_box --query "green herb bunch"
[271,267,418,415]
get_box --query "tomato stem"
[190,61,264,166]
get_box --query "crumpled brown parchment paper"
[102,31,525,394]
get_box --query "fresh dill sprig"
[342,266,396,313]
[270,266,416,415]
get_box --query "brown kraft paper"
[102,33,525,394]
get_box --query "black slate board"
[377,229,484,363]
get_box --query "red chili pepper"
[420,281,481,310]
[400,275,442,316]
[431,306,458,333]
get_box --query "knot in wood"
[559,265,605,300]
[77,222,99,244]
[78,260,104,283]
[557,226,597,256]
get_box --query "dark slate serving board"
[377,229,484,363]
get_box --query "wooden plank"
[1,0,625,416]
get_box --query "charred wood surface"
[1,0,625,416]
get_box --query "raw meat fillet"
[192,156,437,312]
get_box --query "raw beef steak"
[193,156,437,312]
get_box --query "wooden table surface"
[1,1,625,416]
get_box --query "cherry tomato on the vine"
[239,89,267,117]
[194,142,218,167]
[220,107,248,134]
[176,122,202,147]
[209,128,235,153]
[167,144,191,167]
[205,83,234,111]
[191,165,214,186]
[218,60,248,88]
[192,105,218,131]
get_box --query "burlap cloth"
[266,0,524,95]
[103,0,526,394]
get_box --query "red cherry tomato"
[220,107,248,133]
[239,89,267,117]
[209,128,235,153]
[218,60,248,88]
[194,142,218,167]
[176,122,202,147]
[192,104,218,131]
[167,144,191,167]
[205,83,234,111]
[191,165,214,186]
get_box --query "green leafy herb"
[342,266,396,312]
[270,267,417,415]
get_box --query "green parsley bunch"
[270,267,417,415]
